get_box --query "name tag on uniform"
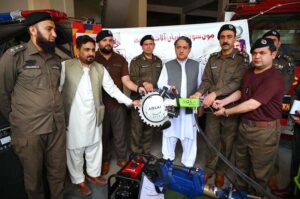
[141,65,150,68]
[23,65,41,69]
[156,64,161,68]
[52,65,60,70]
[211,64,217,69]
[113,63,121,67]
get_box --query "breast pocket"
[19,68,43,87]
[22,68,42,78]
[211,67,220,83]
[223,65,235,83]
[140,65,151,78]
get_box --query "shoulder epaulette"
[53,53,62,59]
[210,52,219,57]
[237,51,250,63]
[237,51,249,58]
[282,54,293,63]
[131,54,141,61]
[7,44,26,55]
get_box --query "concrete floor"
[64,124,293,199]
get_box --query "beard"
[80,56,94,65]
[36,30,56,54]
[100,46,113,54]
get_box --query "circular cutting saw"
[138,91,169,127]
[138,87,201,127]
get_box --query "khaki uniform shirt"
[273,53,294,94]
[197,49,249,98]
[129,53,162,99]
[0,41,64,135]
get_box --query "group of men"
[0,12,161,198]
[0,11,298,199]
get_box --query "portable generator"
[107,153,153,199]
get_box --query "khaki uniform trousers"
[130,108,156,154]
[235,120,281,195]
[11,121,66,199]
[205,114,239,176]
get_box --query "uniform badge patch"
[23,65,41,69]
[261,39,267,44]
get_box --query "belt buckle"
[245,120,256,127]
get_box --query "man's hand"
[214,107,225,116]
[292,110,300,124]
[142,82,154,92]
[291,116,300,124]
[138,86,146,94]
[169,85,179,96]
[212,100,224,109]
[203,92,216,107]
[132,100,141,108]
[190,91,202,99]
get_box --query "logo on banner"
[113,32,121,48]
[236,26,243,38]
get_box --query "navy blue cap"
[217,24,236,40]
[263,30,280,40]
[250,38,276,53]
[25,12,53,27]
[96,30,113,42]
[140,35,154,46]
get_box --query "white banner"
[106,19,250,67]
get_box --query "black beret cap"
[140,35,154,46]
[262,30,280,40]
[96,30,113,42]
[217,24,236,40]
[250,38,276,53]
[25,12,53,27]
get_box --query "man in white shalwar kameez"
[59,35,139,196]
[157,36,204,167]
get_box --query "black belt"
[241,119,277,128]
[0,126,11,151]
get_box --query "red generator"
[107,153,153,199]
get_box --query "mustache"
[222,42,229,46]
